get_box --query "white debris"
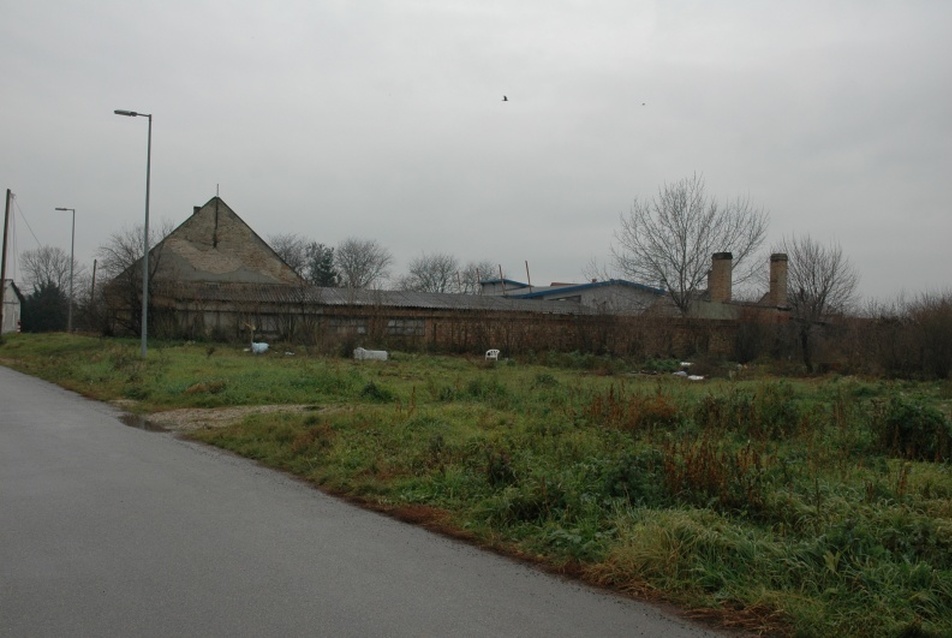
[250,342,269,355]
[673,370,704,381]
[354,347,388,361]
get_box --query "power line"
[4,194,52,285]
[13,195,43,249]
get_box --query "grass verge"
[4,333,952,637]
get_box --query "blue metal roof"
[508,279,666,299]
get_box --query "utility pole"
[1,189,12,335]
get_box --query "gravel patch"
[142,404,322,432]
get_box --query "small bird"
[502,95,508,101]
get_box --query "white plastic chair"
[485,349,500,361]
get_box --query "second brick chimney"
[769,253,789,308]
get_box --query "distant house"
[480,278,667,315]
[2,279,24,334]
[103,196,303,336]
[480,252,790,323]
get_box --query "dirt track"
[135,404,320,432]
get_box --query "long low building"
[105,196,789,357]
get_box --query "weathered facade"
[104,196,303,335]
[2,279,23,334]
[155,197,302,286]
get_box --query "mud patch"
[119,413,166,432]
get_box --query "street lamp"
[54,207,75,332]
[113,109,152,358]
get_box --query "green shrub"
[876,397,952,461]
[360,381,395,403]
[599,449,666,506]
[485,448,516,487]
[465,377,508,401]
[532,372,560,388]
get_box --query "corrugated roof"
[511,279,666,299]
[151,282,596,315]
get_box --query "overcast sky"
[2,1,949,301]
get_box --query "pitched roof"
[153,196,303,285]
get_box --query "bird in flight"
[502,95,508,101]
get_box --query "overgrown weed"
[5,333,952,637]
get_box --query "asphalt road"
[1,365,722,637]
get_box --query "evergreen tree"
[306,243,340,287]
[21,282,68,332]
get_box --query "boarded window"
[387,318,424,336]
[329,317,367,335]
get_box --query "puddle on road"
[119,414,166,432]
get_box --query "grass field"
[3,333,952,637]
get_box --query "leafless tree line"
[19,246,88,294]
[269,234,499,295]
[396,254,498,294]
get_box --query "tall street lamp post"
[54,207,75,332]
[113,109,152,358]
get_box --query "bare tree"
[335,238,393,289]
[268,233,308,275]
[581,257,614,283]
[458,260,498,294]
[97,221,175,280]
[397,252,460,293]
[96,220,175,335]
[907,291,952,379]
[20,245,86,293]
[864,291,952,379]
[612,173,768,314]
[777,234,858,371]
[268,234,339,286]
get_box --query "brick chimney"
[708,252,733,303]
[769,253,788,308]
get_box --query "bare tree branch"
[95,220,174,335]
[268,233,308,275]
[19,246,86,293]
[779,234,858,322]
[775,234,859,371]
[458,260,498,294]
[397,252,461,293]
[581,257,615,283]
[269,234,338,285]
[611,173,768,314]
[335,238,393,289]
